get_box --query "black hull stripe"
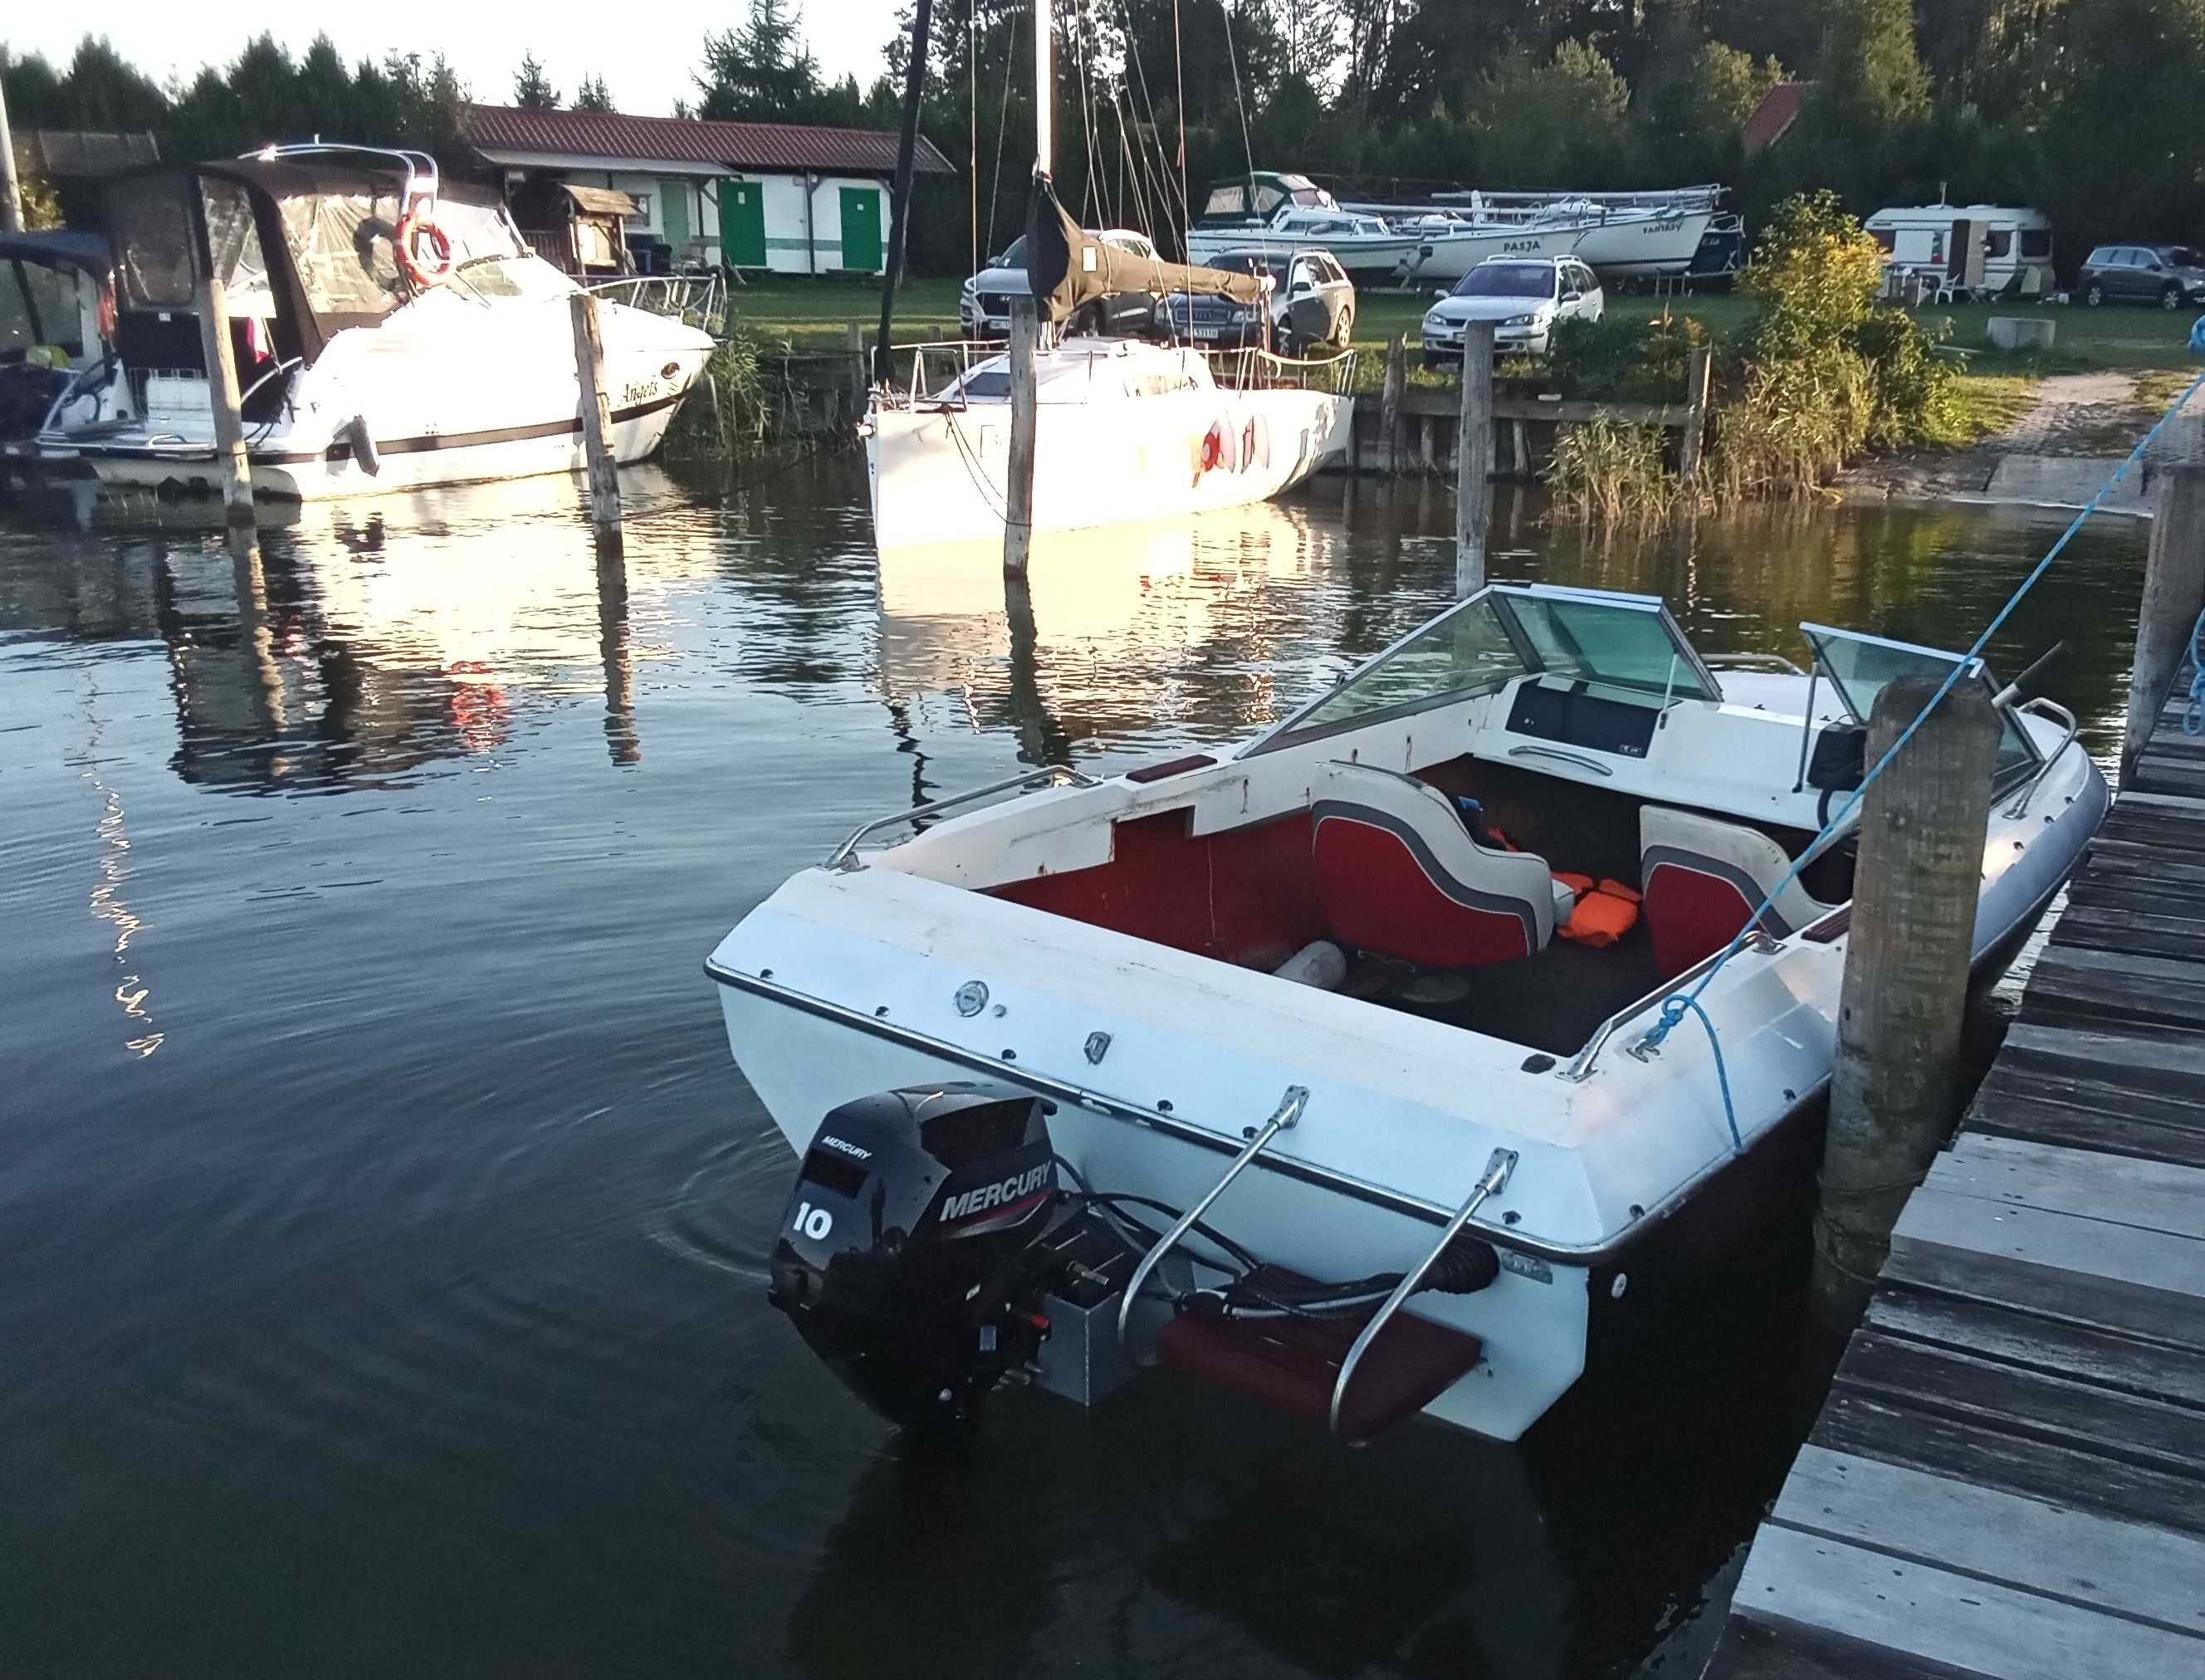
[64,393,686,467]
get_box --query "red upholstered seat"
[1310,762,1558,967]
[1640,805,1836,980]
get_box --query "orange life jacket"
[1553,875,1643,947]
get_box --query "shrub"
[1545,413,1694,525]
[1547,310,1714,403]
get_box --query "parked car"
[1159,247,1356,353]
[960,229,1164,339]
[2077,244,2205,309]
[1421,256,1603,364]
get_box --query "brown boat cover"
[1023,176,1265,323]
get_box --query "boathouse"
[461,105,954,276]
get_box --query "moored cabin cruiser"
[36,145,712,499]
[706,585,2105,1443]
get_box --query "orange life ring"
[395,207,453,288]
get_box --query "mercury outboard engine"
[766,1082,1062,1427]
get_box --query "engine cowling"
[766,1082,1058,1426]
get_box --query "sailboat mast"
[1033,0,1052,178]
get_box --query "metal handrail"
[1114,1085,1309,1347]
[2003,696,2079,818]
[824,764,1102,871]
[1328,1146,1517,1438]
[1704,652,1808,676]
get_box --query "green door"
[719,178,765,268]
[659,178,691,258]
[838,186,882,271]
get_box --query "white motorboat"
[1186,203,1437,284]
[863,335,1352,548]
[706,584,2104,1442]
[1434,186,1727,281]
[35,146,712,500]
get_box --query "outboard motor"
[767,1082,1061,1427]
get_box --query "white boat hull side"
[866,389,1353,549]
[1570,211,1716,278]
[49,293,712,501]
[1190,222,1589,286]
[716,980,1593,1441]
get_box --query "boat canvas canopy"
[1024,178,1264,324]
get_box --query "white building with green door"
[463,105,954,276]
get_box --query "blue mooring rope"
[1639,320,2205,1149]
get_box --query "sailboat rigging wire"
[1170,0,1191,247]
[1112,0,1191,240]
[1636,359,2205,1082]
[969,0,979,281]
[1071,1,1105,225]
[1219,0,1259,201]
[985,5,1019,262]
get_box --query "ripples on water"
[0,463,2146,1678]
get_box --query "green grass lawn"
[726,272,2199,440]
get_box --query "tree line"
[6,2,2201,280]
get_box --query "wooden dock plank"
[1770,1446,2205,1636]
[1811,1385,2205,1540]
[1729,1525,2205,1678]
[2022,945,2205,1038]
[1929,1132,2205,1242]
[1884,1223,2205,1357]
[1890,1189,2205,1316]
[1869,1285,2205,1406]
[1834,1330,2205,1481]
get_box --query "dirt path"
[1836,372,2154,509]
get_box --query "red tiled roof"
[462,104,954,178]
[1742,83,1811,154]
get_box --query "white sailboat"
[36,146,712,500]
[862,8,1352,549]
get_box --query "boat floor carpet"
[1366,927,1667,1057]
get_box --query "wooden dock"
[1703,692,2205,1678]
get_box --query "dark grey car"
[1159,247,1355,354]
[2078,244,2205,309]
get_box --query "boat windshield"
[1246,584,1719,753]
[1800,623,2038,781]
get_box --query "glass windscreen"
[277,188,406,320]
[1498,590,1719,702]
[1455,263,1557,299]
[110,175,199,310]
[2,261,88,359]
[1802,624,2037,781]
[1288,598,1529,734]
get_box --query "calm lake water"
[0,462,2148,1679]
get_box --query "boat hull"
[1569,210,1716,278]
[865,387,1353,549]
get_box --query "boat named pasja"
[35,145,713,500]
[706,585,2105,1443]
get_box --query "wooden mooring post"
[844,320,868,420]
[569,291,623,555]
[1679,345,1713,481]
[1379,335,1406,476]
[192,271,256,536]
[1455,321,1494,595]
[0,76,22,234]
[1812,674,2001,1330]
[1004,295,1039,576]
[2122,413,2205,780]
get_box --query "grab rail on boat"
[1114,1085,1310,1348]
[2002,696,2079,818]
[824,764,1103,871]
[1328,1145,1517,1440]
[1559,930,1782,1084]
[1703,652,1808,676]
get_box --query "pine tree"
[693,0,824,122]
[574,73,614,113]
[513,51,560,110]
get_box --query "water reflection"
[0,462,2150,1680]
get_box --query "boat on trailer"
[34,144,712,500]
[711,584,2103,1444]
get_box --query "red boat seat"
[1310,762,1561,967]
[1640,805,1836,980]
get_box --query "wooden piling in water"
[191,272,256,535]
[0,78,22,235]
[1004,296,1039,576]
[569,291,623,556]
[1812,673,2001,1330]
[1456,321,1494,596]
[1679,346,1713,481]
[2123,413,2205,780]
[844,321,868,422]
[1379,335,1406,476]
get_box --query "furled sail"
[1023,176,1266,323]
